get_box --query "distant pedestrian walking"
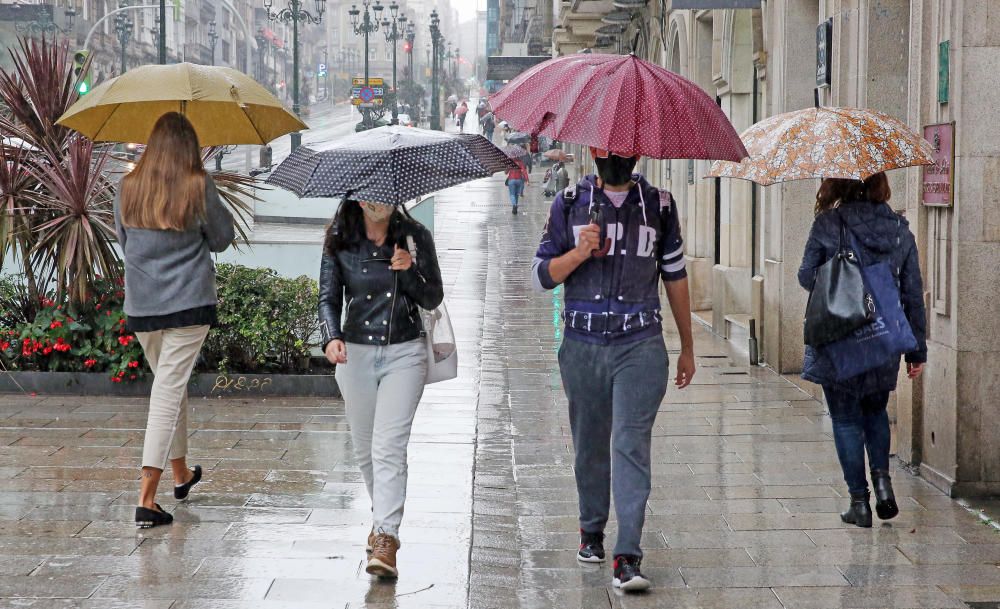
[505,159,528,214]
[319,199,443,579]
[531,148,696,591]
[114,112,235,529]
[480,111,496,143]
[798,173,927,528]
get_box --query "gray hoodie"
[113,175,235,318]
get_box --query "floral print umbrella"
[707,106,935,185]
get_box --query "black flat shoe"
[135,504,173,529]
[174,465,202,500]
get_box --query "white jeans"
[335,339,427,538]
[136,325,210,470]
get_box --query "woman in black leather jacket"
[319,199,443,578]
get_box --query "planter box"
[0,371,340,398]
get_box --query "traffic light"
[72,50,91,95]
[403,41,412,53]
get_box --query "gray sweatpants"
[558,335,668,558]
[335,339,427,539]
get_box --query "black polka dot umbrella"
[266,126,517,205]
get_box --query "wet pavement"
[1,120,999,608]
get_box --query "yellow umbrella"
[57,63,307,146]
[707,106,935,186]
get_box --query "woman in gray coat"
[114,112,235,528]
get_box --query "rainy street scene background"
[1,0,1000,608]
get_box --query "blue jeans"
[822,387,891,496]
[559,336,669,558]
[507,179,524,207]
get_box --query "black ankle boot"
[871,470,899,520]
[841,491,873,527]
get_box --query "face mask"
[594,154,638,187]
[361,202,394,222]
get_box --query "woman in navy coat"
[798,173,927,527]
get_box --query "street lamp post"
[405,22,415,86]
[429,10,441,131]
[14,3,76,38]
[348,0,383,128]
[208,20,219,66]
[380,3,406,125]
[255,27,268,81]
[263,0,326,152]
[114,4,134,75]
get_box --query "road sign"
[352,77,384,86]
[319,63,326,71]
[351,83,385,106]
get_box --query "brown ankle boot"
[366,528,375,553]
[366,532,400,578]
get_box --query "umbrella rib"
[92,104,123,143]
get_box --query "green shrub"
[201,264,320,374]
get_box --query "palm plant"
[0,36,118,307]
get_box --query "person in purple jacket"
[531,147,696,592]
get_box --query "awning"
[486,55,550,81]
[670,0,760,8]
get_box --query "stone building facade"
[553,0,1000,497]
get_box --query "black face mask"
[594,154,638,187]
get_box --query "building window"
[222,40,231,64]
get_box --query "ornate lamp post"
[404,21,415,86]
[429,10,441,131]
[255,27,268,81]
[113,4,134,75]
[348,0,383,128]
[263,0,326,152]
[380,2,406,125]
[15,3,76,37]
[206,20,220,65]
[208,20,219,65]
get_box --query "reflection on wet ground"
[0,161,998,609]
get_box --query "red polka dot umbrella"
[490,53,748,162]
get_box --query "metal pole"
[291,0,301,151]
[430,35,439,130]
[391,22,397,124]
[158,0,166,63]
[363,15,370,127]
[121,37,126,73]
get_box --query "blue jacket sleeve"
[899,231,928,364]
[657,191,687,282]
[531,196,570,292]
[798,218,830,291]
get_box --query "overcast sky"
[455,0,486,23]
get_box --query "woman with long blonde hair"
[114,112,234,528]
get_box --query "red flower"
[42,347,53,355]
[127,361,139,368]
[55,337,64,344]
[0,341,8,351]
[66,316,74,323]
[84,358,97,368]
[117,370,126,378]
[54,343,71,353]
[118,319,126,326]
[21,344,33,356]
[106,311,111,317]
[95,304,101,310]
[49,320,63,329]
[111,377,122,383]
[129,374,137,380]
[117,335,133,346]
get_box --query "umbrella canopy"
[543,148,569,162]
[490,53,747,161]
[707,106,935,185]
[500,144,530,164]
[505,132,530,145]
[266,125,516,205]
[57,63,306,146]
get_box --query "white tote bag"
[420,303,457,384]
[406,236,458,384]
